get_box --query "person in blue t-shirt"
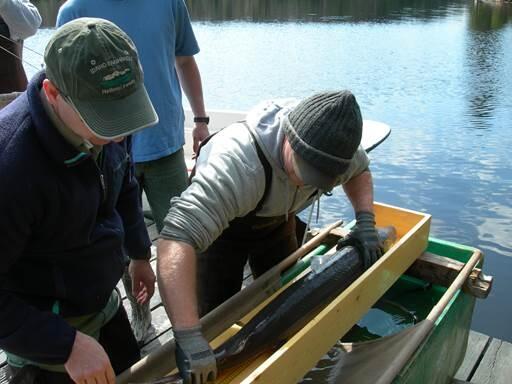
[57,0,209,344]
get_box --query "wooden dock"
[0,216,510,383]
[453,331,512,384]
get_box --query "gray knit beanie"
[283,90,363,177]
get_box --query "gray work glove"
[174,325,217,384]
[337,211,383,270]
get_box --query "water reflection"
[187,0,468,23]
[464,28,506,129]
[30,0,512,27]
[300,292,427,383]
[471,0,512,31]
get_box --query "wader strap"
[188,129,220,181]
[0,17,8,36]
[189,121,272,214]
[242,122,272,215]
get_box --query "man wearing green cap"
[157,91,383,383]
[0,18,158,383]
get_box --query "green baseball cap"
[44,18,158,139]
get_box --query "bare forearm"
[175,56,206,117]
[342,170,374,214]
[157,239,200,328]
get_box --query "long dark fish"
[133,227,396,384]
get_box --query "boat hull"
[391,238,478,384]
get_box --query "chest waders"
[193,123,299,316]
[0,17,28,93]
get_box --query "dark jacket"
[0,71,151,365]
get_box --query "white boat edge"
[183,109,390,170]
[183,109,247,170]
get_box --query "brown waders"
[194,122,300,316]
[0,17,28,93]
[197,213,298,316]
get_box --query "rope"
[0,33,44,71]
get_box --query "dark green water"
[342,299,420,341]
[24,0,512,344]
[300,277,443,383]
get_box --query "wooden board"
[454,331,491,381]
[406,252,492,298]
[0,367,9,384]
[470,337,512,384]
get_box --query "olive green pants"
[135,148,189,232]
[7,305,139,384]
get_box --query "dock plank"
[146,223,159,242]
[454,330,491,381]
[470,337,512,384]
[141,327,174,357]
[146,305,171,339]
[137,306,175,357]
[0,367,9,384]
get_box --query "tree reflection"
[464,1,509,129]
[186,0,478,22]
[31,0,512,27]
[470,0,512,31]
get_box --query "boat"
[119,201,492,384]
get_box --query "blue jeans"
[135,149,189,232]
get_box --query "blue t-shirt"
[57,0,200,162]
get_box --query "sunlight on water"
[343,300,419,341]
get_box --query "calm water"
[23,0,512,343]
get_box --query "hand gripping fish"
[133,226,397,384]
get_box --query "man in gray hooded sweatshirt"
[157,90,382,384]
